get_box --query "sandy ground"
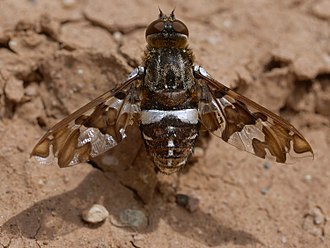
[0,0,330,247]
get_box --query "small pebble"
[303,174,312,182]
[82,204,109,223]
[176,194,189,206]
[113,32,123,43]
[63,175,70,183]
[62,0,76,8]
[263,161,272,170]
[281,236,287,244]
[24,83,38,97]
[76,68,84,75]
[119,209,148,230]
[37,179,46,186]
[303,207,325,237]
[310,207,325,225]
[16,145,25,152]
[175,193,199,212]
[260,187,269,195]
[8,39,17,49]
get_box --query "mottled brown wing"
[31,74,141,168]
[195,66,314,163]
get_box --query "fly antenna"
[170,7,176,19]
[158,7,165,19]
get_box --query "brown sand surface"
[0,1,329,247]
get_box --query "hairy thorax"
[142,47,197,109]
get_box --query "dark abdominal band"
[140,113,199,171]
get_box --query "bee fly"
[31,10,314,174]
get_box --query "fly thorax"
[143,48,195,107]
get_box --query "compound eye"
[172,20,189,36]
[146,20,164,36]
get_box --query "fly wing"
[31,68,142,167]
[194,66,314,163]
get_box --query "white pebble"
[303,174,312,182]
[62,0,76,7]
[113,32,123,43]
[8,40,17,49]
[82,204,109,223]
[77,68,84,75]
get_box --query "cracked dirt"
[0,0,330,247]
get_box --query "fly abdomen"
[140,109,199,174]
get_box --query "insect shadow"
[2,133,262,247]
[1,171,261,246]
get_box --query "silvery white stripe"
[141,109,198,124]
[127,66,144,80]
[193,64,209,78]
